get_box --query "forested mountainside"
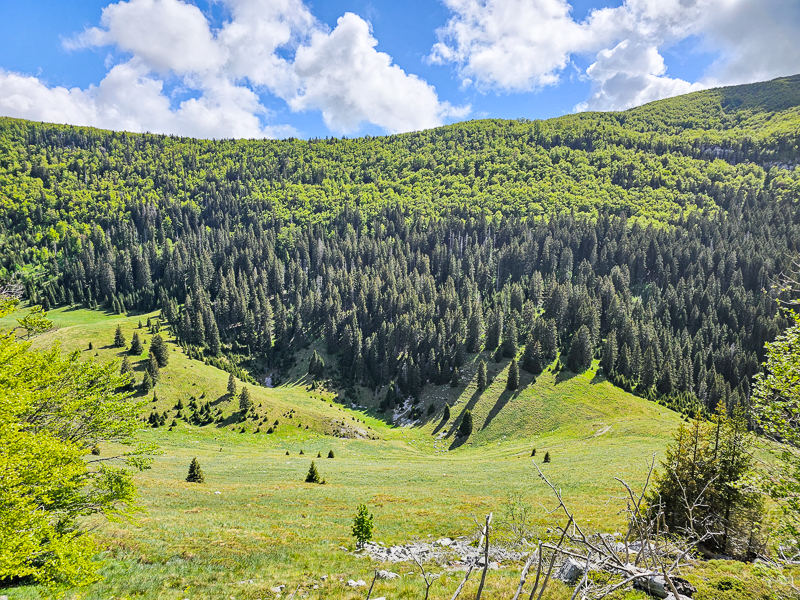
[1,75,799,416]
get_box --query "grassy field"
[2,307,792,600]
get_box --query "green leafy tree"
[114,325,126,348]
[459,409,473,437]
[351,503,374,548]
[186,458,204,483]
[0,298,153,586]
[753,311,800,537]
[305,461,321,483]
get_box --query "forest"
[1,75,800,418]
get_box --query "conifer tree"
[522,339,542,374]
[567,325,593,373]
[640,346,657,390]
[502,319,519,358]
[146,353,160,384]
[120,356,133,389]
[305,461,321,483]
[140,371,153,393]
[543,451,551,463]
[150,334,168,367]
[601,330,617,375]
[186,458,204,483]
[114,325,126,348]
[507,358,519,390]
[129,331,142,355]
[351,503,374,548]
[450,367,460,387]
[239,386,253,413]
[207,318,221,356]
[442,404,451,422]
[227,373,237,396]
[459,410,473,437]
[328,450,335,458]
[477,360,487,392]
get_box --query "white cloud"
[577,40,703,111]
[432,0,800,111]
[291,13,468,134]
[4,0,464,137]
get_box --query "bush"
[351,503,374,548]
[328,449,335,458]
[91,445,100,456]
[543,451,550,463]
[186,458,204,483]
[305,461,321,483]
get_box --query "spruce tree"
[507,358,519,390]
[502,319,519,358]
[207,319,221,356]
[150,334,169,367]
[114,325,126,348]
[351,503,374,548]
[602,331,618,375]
[120,356,133,388]
[140,371,153,393]
[186,458,204,483]
[567,325,592,372]
[239,386,253,413]
[640,346,657,390]
[450,367,460,387]
[522,338,543,374]
[305,461,321,483]
[477,360,487,392]
[442,404,451,422]
[227,373,237,396]
[146,353,160,384]
[129,332,143,355]
[459,410,473,437]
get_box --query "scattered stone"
[237,579,254,585]
[435,538,453,547]
[270,585,285,593]
[633,575,696,599]
[377,570,400,580]
[320,575,328,581]
[347,579,367,588]
[313,585,319,589]
[339,546,348,551]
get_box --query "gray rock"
[378,570,400,580]
[270,585,285,593]
[347,579,367,588]
[555,558,585,585]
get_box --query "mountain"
[1,75,799,419]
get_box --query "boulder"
[634,575,696,598]
[555,558,585,585]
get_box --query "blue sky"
[0,0,797,140]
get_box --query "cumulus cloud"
[1,0,464,137]
[433,0,800,111]
[291,13,468,133]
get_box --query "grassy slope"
[5,308,787,600]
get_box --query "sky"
[0,0,798,140]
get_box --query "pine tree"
[227,373,237,396]
[502,319,519,358]
[450,367,460,387]
[139,371,152,393]
[150,334,169,367]
[442,404,451,422]
[477,360,487,392]
[640,346,657,390]
[120,356,134,389]
[239,386,253,413]
[130,331,143,355]
[114,325,126,348]
[522,339,542,374]
[601,330,617,375]
[146,353,160,383]
[207,318,221,356]
[351,503,374,548]
[567,325,593,372]
[459,410,473,437]
[186,458,204,483]
[305,461,321,483]
[507,358,519,390]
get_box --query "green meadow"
[1,307,786,600]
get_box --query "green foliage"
[0,302,152,586]
[507,358,519,390]
[129,331,142,355]
[308,350,325,377]
[753,311,800,537]
[146,353,160,384]
[567,325,593,373]
[149,334,168,367]
[239,386,253,413]
[459,409,473,437]
[305,461,321,484]
[114,324,126,348]
[186,458,204,483]
[351,503,374,548]
[227,373,237,396]
[651,407,764,557]
[140,370,153,394]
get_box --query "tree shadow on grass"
[554,369,578,385]
[210,393,232,408]
[590,370,606,384]
[448,434,469,451]
[481,388,518,431]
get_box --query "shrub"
[531,448,536,457]
[328,450,335,458]
[186,458,204,483]
[543,451,550,463]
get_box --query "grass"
[3,307,794,600]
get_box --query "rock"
[372,597,386,600]
[340,546,349,551]
[320,575,328,581]
[555,558,585,585]
[436,537,453,546]
[270,585,285,593]
[347,579,367,588]
[633,575,696,599]
[488,562,500,570]
[378,570,400,580]
[313,585,319,589]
